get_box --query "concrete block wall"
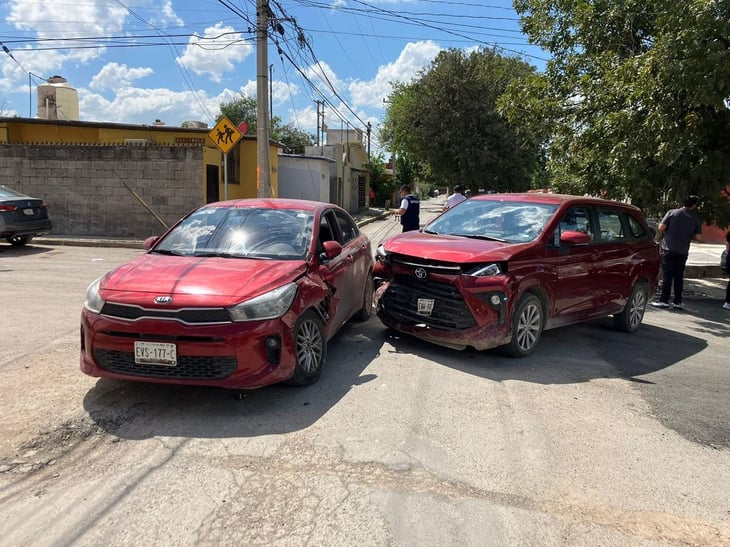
[0,144,204,238]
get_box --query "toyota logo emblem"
[414,267,428,280]
[154,296,173,304]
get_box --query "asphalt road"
[0,202,728,546]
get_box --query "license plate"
[134,341,177,366]
[23,208,35,216]
[417,298,434,316]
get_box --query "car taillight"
[0,204,18,211]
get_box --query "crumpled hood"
[382,231,526,263]
[99,253,307,306]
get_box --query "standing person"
[722,230,730,310]
[444,185,467,210]
[651,195,703,310]
[394,185,420,232]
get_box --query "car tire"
[499,293,544,358]
[613,282,648,333]
[353,272,374,322]
[8,235,31,246]
[285,310,326,386]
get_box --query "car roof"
[201,198,338,213]
[473,192,642,212]
[0,185,30,198]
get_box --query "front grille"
[101,302,230,324]
[389,253,462,275]
[381,277,476,330]
[94,349,237,380]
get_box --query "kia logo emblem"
[414,267,427,280]
[154,296,173,304]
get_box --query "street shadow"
[82,319,382,440]
[379,315,707,385]
[0,243,55,257]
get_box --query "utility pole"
[269,64,274,131]
[256,0,272,197]
[315,100,323,146]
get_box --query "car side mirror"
[560,230,591,246]
[143,236,160,250]
[321,240,342,260]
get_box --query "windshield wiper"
[422,229,439,235]
[192,251,273,260]
[150,249,186,256]
[452,233,508,243]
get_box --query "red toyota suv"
[374,193,660,356]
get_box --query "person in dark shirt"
[651,195,702,310]
[394,185,420,232]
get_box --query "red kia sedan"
[374,193,660,356]
[81,199,373,388]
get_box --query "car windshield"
[426,199,558,243]
[153,206,314,260]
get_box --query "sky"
[0,0,547,154]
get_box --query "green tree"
[503,0,730,225]
[380,48,542,194]
[217,94,315,154]
[367,152,398,207]
[277,124,316,154]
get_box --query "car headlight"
[228,283,297,321]
[465,263,502,277]
[84,277,106,313]
[376,244,389,262]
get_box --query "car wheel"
[8,235,31,246]
[285,310,326,386]
[499,293,544,358]
[353,272,374,321]
[613,282,648,333]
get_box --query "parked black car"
[0,185,52,246]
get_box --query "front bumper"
[80,308,299,389]
[375,279,512,351]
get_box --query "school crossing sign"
[209,116,242,154]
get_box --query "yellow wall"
[0,118,279,202]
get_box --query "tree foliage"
[502,0,730,225]
[217,94,316,154]
[380,48,542,194]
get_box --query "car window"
[318,211,338,249]
[334,210,359,244]
[558,206,595,241]
[626,213,648,238]
[596,207,626,242]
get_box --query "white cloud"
[349,40,441,109]
[158,0,184,27]
[176,23,253,83]
[89,63,154,91]
[304,61,343,95]
[7,0,128,64]
[79,86,232,126]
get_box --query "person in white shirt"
[444,185,467,210]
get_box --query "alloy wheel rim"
[629,290,646,329]
[296,319,323,373]
[516,303,541,352]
